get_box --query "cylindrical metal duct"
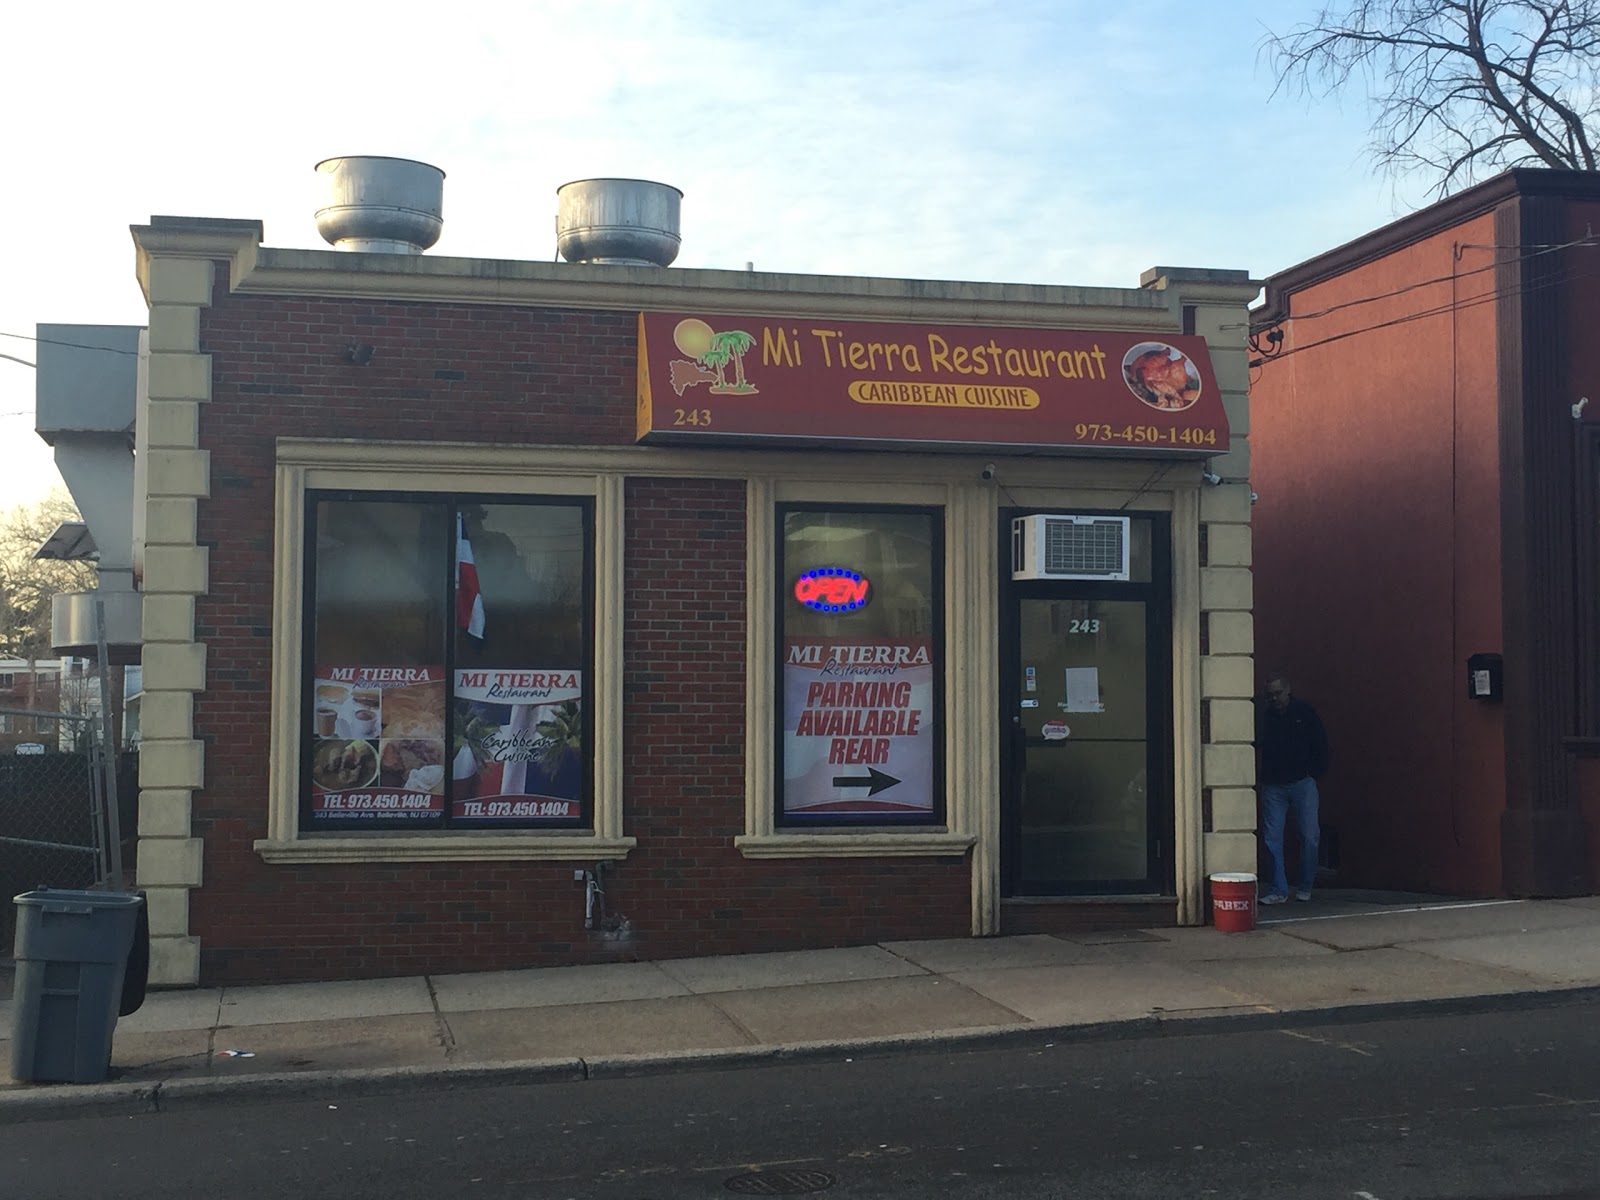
[315,156,445,254]
[556,178,682,267]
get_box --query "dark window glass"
[777,507,943,825]
[302,494,591,833]
[450,504,588,827]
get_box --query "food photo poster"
[309,666,447,823]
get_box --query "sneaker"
[1259,893,1288,905]
[1294,891,1313,902]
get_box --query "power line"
[1120,462,1176,511]
[1268,231,1600,327]
[1262,252,1600,363]
[0,352,37,369]
[0,331,139,357]
[1286,232,1600,326]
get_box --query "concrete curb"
[577,982,1600,1079]
[0,1081,159,1126]
[154,1056,588,1112]
[3,983,1598,1124]
[0,1058,587,1125]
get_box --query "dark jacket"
[1255,696,1329,785]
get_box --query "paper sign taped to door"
[1064,667,1104,713]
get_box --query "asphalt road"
[5,1000,1600,1199]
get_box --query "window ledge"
[254,835,637,864]
[734,832,975,859]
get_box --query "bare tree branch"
[1263,0,1600,195]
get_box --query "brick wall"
[189,287,967,984]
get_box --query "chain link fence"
[0,708,136,954]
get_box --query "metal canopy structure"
[34,521,98,563]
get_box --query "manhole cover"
[724,1168,836,1194]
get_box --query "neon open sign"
[794,568,872,613]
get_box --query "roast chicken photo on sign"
[1122,342,1202,411]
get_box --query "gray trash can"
[10,889,144,1084]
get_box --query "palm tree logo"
[534,700,581,778]
[669,318,760,396]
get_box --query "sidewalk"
[4,890,1600,1117]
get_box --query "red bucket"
[1209,872,1257,932]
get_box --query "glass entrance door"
[1000,517,1172,896]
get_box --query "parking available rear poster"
[782,637,934,816]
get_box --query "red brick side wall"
[187,284,968,984]
[1250,212,1506,895]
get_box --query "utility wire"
[0,330,139,357]
[1278,231,1600,326]
[1120,462,1175,511]
[1260,253,1600,363]
[1234,231,1600,336]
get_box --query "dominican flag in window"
[455,514,486,639]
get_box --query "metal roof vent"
[315,156,444,254]
[556,178,681,267]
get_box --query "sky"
[0,0,1432,514]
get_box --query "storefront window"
[303,494,592,832]
[777,506,943,825]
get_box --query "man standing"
[1256,671,1330,904]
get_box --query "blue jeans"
[1261,776,1320,897]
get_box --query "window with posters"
[303,494,592,832]
[777,506,943,825]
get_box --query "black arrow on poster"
[831,767,902,796]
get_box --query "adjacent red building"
[1251,168,1600,898]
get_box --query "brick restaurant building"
[1250,168,1600,900]
[129,164,1261,986]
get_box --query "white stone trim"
[735,833,977,859]
[952,480,1002,935]
[1209,787,1259,833]
[231,247,1184,334]
[133,241,217,988]
[741,474,775,840]
[1171,485,1206,925]
[1204,830,1259,874]
[255,837,638,864]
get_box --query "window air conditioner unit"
[1011,514,1131,581]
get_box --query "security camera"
[981,463,996,481]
